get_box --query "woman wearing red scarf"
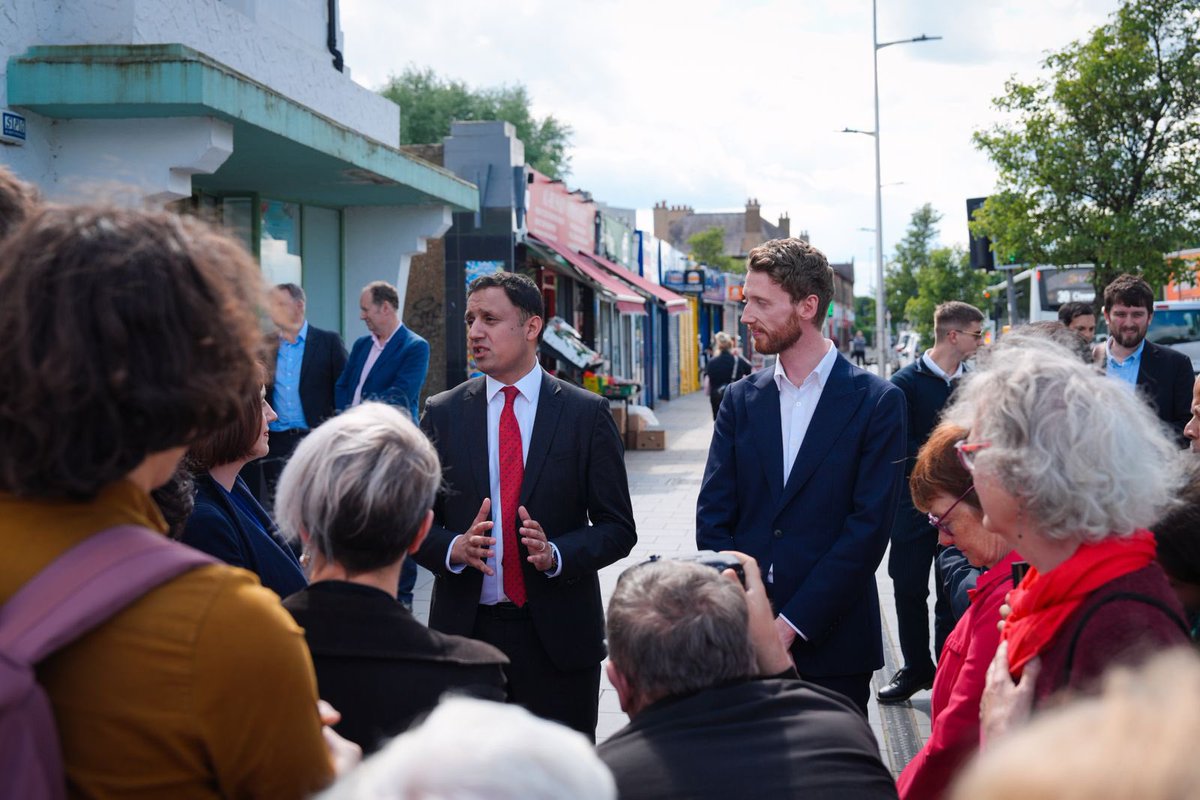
[949,344,1189,711]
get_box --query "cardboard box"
[635,429,666,450]
[628,412,648,433]
[609,403,627,435]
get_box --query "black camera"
[641,550,746,588]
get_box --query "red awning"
[527,234,647,315]
[582,251,690,315]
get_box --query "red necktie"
[499,386,527,606]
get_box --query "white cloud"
[341,0,1121,294]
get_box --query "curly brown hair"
[746,238,834,321]
[0,206,266,499]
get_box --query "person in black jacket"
[277,402,508,754]
[598,555,896,800]
[703,332,751,420]
[879,301,984,703]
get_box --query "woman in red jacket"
[897,423,1018,800]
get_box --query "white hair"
[945,344,1185,543]
[316,698,616,800]
[274,402,440,571]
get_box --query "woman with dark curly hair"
[0,206,345,798]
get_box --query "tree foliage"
[380,66,574,179]
[687,226,743,273]
[971,0,1200,292]
[884,204,940,326]
[885,205,989,341]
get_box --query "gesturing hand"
[450,498,496,575]
[519,505,556,572]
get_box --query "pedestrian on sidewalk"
[851,330,867,366]
[697,237,907,715]
[703,331,751,420]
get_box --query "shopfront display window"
[260,199,302,286]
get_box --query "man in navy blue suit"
[696,238,907,715]
[336,279,430,606]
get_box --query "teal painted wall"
[301,205,343,335]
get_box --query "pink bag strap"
[0,525,217,665]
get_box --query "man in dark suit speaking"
[242,282,347,510]
[597,555,896,800]
[413,271,636,738]
[697,237,907,715]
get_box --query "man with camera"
[597,552,896,800]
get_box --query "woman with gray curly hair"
[945,344,1190,710]
[276,402,508,754]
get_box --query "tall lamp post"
[844,0,939,374]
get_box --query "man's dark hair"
[0,206,265,499]
[364,280,400,310]
[187,365,267,470]
[1103,274,1154,313]
[275,282,306,304]
[1155,464,1200,586]
[468,270,546,342]
[746,238,834,322]
[1057,300,1095,326]
[0,166,38,241]
[934,301,985,340]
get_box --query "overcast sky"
[340,0,1118,294]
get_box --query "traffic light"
[966,197,995,271]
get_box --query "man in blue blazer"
[335,280,430,420]
[696,238,907,715]
[336,280,430,605]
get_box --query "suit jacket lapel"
[520,372,564,505]
[461,378,490,503]
[297,327,314,387]
[779,356,865,509]
[745,369,785,504]
[1136,341,1153,388]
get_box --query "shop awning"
[526,234,647,315]
[583,252,690,315]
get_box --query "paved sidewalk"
[411,388,931,772]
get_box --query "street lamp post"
[845,0,940,374]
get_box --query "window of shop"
[260,199,302,287]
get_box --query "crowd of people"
[4,161,1200,799]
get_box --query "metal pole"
[872,0,887,374]
[1005,268,1018,330]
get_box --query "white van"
[1149,300,1200,373]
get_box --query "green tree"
[903,246,991,342]
[853,295,877,345]
[971,0,1200,292]
[884,204,941,326]
[380,66,574,179]
[687,226,742,273]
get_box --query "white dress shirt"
[774,340,839,486]
[351,324,401,407]
[447,361,563,603]
[920,350,965,386]
[772,340,838,640]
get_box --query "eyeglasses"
[955,439,992,473]
[928,483,976,537]
[953,329,985,339]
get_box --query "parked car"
[1149,301,1200,374]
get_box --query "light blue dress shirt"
[1105,338,1144,390]
[271,321,310,431]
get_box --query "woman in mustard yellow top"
[0,204,342,798]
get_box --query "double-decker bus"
[986,265,1095,330]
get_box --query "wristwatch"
[549,544,559,572]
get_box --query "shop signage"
[2,110,26,145]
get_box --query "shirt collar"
[485,361,543,403]
[372,323,402,350]
[773,339,837,392]
[921,350,965,382]
[1106,337,1146,366]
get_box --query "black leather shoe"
[876,666,934,703]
